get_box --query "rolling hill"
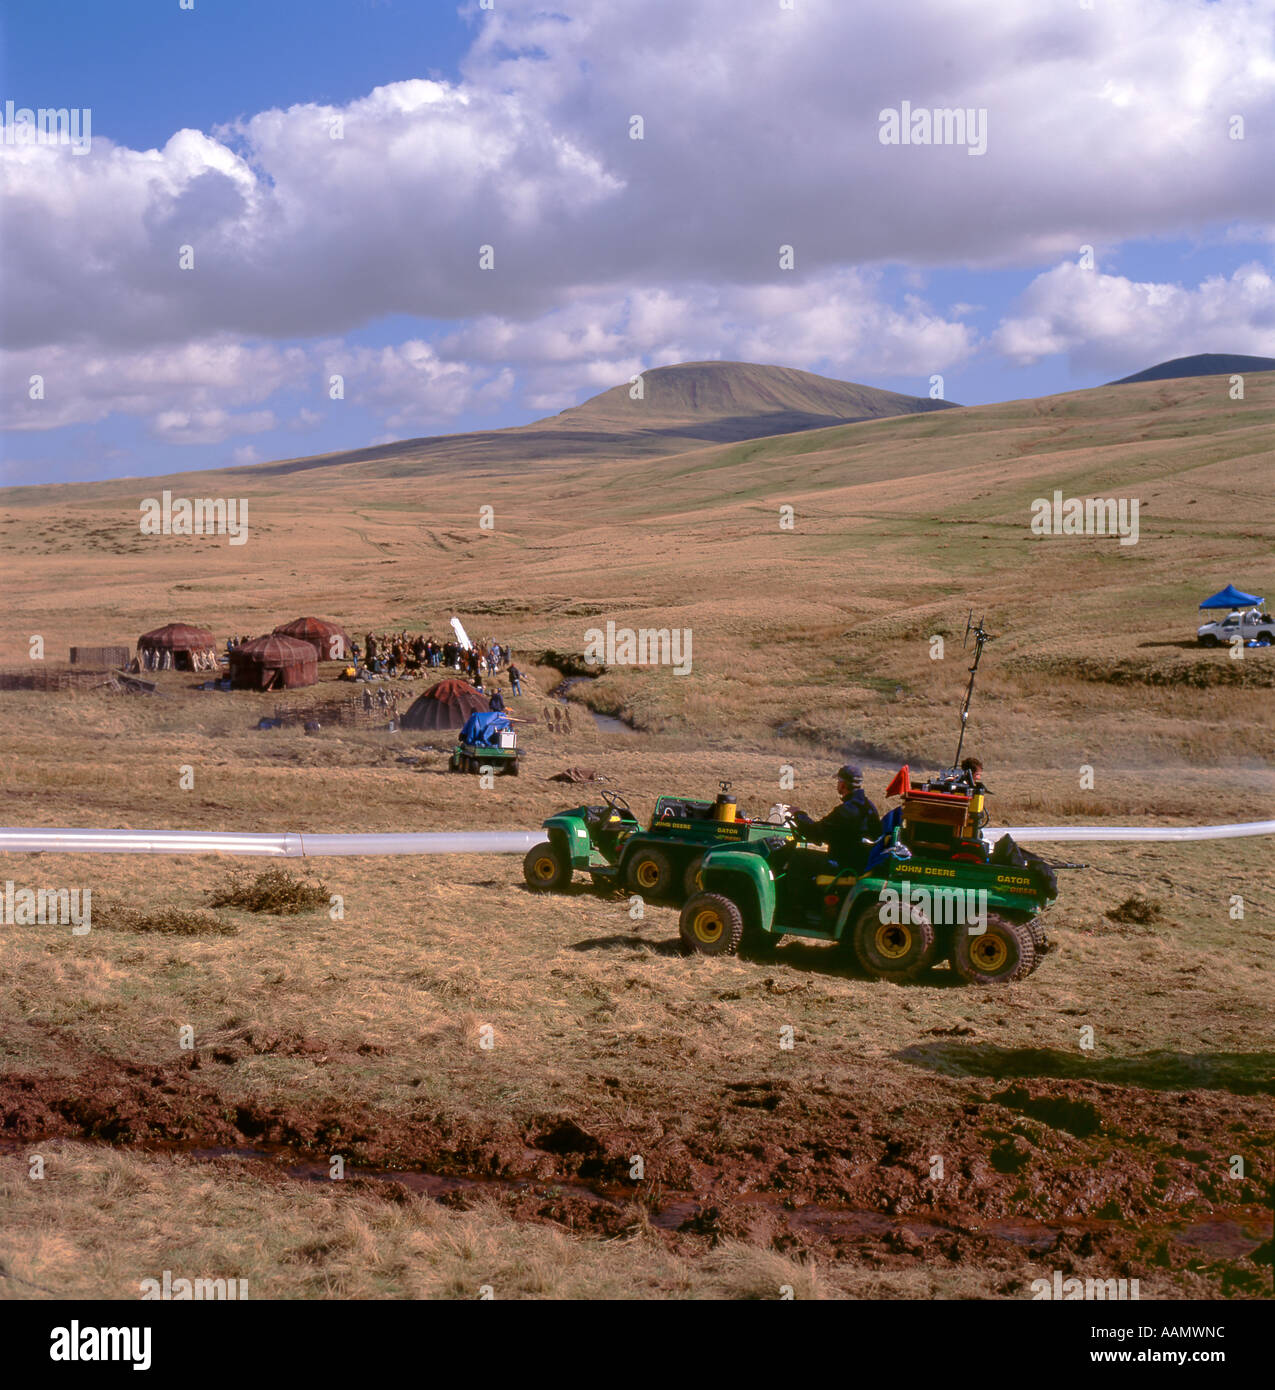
[242,361,958,479]
[1111,353,1275,385]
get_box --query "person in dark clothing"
[508,664,522,695]
[488,688,506,713]
[791,765,882,872]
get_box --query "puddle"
[550,677,636,734]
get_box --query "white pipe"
[983,820,1275,843]
[1,820,1272,860]
[0,827,542,857]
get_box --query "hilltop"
[241,360,957,480]
[1111,353,1275,385]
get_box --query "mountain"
[245,361,958,479]
[542,361,957,443]
[1111,353,1275,385]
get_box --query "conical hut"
[228,634,318,691]
[400,679,489,731]
[272,616,351,661]
[137,622,218,672]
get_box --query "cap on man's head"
[837,764,863,785]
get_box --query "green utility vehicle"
[678,616,1058,985]
[448,710,520,776]
[522,784,798,899]
[679,765,1056,984]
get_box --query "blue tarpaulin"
[459,711,512,746]
[1199,584,1264,609]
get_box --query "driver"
[791,765,882,872]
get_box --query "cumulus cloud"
[4,0,1274,452]
[4,0,1273,358]
[992,260,1275,373]
[449,271,975,410]
[2,338,308,432]
[320,340,516,429]
[151,408,275,445]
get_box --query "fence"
[0,668,116,692]
[69,645,131,667]
[272,693,401,728]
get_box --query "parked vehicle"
[449,710,519,775]
[1197,607,1274,647]
[522,784,797,899]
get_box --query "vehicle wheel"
[626,846,675,899]
[523,841,571,892]
[849,899,938,982]
[448,753,459,772]
[679,892,744,957]
[506,759,520,776]
[682,855,704,898]
[1257,634,1272,647]
[950,912,1036,985]
[1024,914,1049,971]
[1199,634,1218,648]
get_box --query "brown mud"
[2,1037,1271,1296]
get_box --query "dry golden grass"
[1,370,1272,1299]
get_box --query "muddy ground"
[3,1000,1270,1297]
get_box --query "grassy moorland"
[0,367,1272,1298]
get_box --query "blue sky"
[3,0,1274,484]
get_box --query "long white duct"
[984,820,1275,843]
[0,820,1272,859]
[0,828,543,857]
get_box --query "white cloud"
[992,260,1275,372]
[5,0,1275,448]
[4,0,1273,359]
[447,272,975,403]
[151,408,275,445]
[320,340,515,429]
[2,338,308,432]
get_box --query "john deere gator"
[678,763,1057,984]
[522,783,798,899]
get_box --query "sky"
[2,0,1274,484]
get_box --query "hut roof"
[273,617,351,656]
[138,622,215,650]
[234,634,318,664]
[400,679,489,731]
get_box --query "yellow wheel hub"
[534,856,557,881]
[636,860,660,889]
[874,923,913,960]
[970,933,1009,971]
[692,908,724,943]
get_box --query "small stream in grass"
[549,676,636,734]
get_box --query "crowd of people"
[352,630,520,689]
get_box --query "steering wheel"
[601,789,633,817]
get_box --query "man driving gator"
[791,764,882,873]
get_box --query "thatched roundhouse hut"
[228,634,318,691]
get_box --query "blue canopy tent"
[1199,584,1263,610]
[459,710,512,747]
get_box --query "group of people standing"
[355,631,514,681]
